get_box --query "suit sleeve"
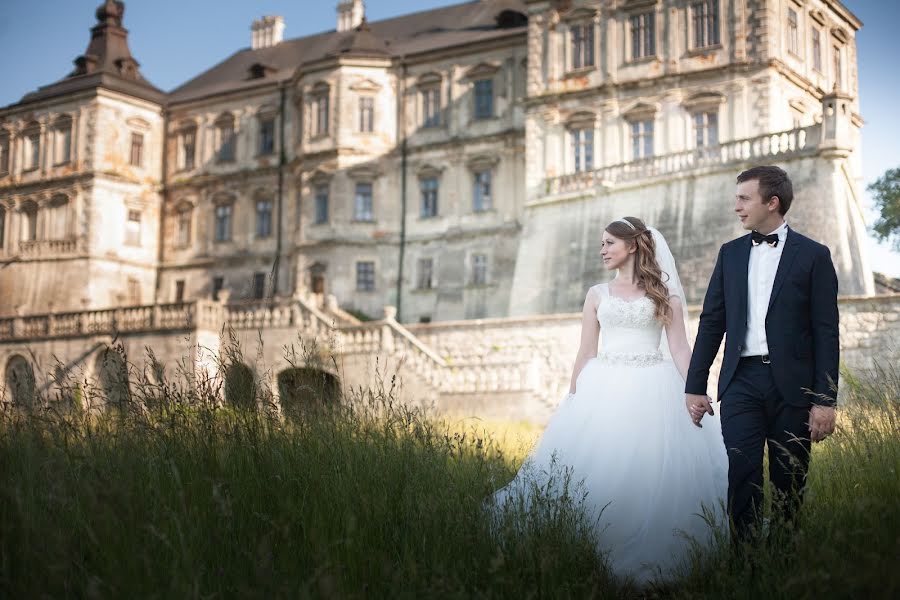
[685,245,727,395]
[809,245,840,406]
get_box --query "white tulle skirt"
[491,356,729,584]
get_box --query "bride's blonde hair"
[605,216,672,325]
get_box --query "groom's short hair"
[737,166,793,215]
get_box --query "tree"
[868,166,900,251]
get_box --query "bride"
[490,216,728,584]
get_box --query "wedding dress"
[491,274,728,584]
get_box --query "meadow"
[0,342,897,599]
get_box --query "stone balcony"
[6,237,84,259]
[538,125,821,201]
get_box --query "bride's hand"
[685,393,714,427]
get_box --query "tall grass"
[0,341,897,598]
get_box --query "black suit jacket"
[685,228,840,407]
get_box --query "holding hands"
[685,393,715,427]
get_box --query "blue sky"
[1,0,898,277]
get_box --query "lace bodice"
[594,284,664,366]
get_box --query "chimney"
[251,15,285,50]
[337,0,364,33]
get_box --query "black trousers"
[720,358,812,540]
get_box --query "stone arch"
[277,366,340,422]
[19,199,39,242]
[4,354,36,409]
[95,346,131,412]
[224,361,256,410]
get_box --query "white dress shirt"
[742,221,789,357]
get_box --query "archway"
[224,362,255,410]
[96,347,131,412]
[277,367,340,422]
[5,355,35,409]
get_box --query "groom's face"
[735,179,777,231]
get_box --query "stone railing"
[543,125,821,197]
[15,237,82,258]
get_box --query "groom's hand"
[685,393,714,428]
[809,405,836,442]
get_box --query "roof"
[167,0,527,104]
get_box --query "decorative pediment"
[788,98,807,114]
[416,72,442,88]
[564,110,597,129]
[561,6,597,22]
[622,102,658,121]
[309,169,333,184]
[311,80,331,95]
[462,62,501,81]
[126,117,151,131]
[415,163,444,179]
[349,77,382,93]
[210,191,237,206]
[809,9,827,27]
[621,0,659,14]
[467,154,500,171]
[256,104,277,117]
[348,163,381,181]
[174,197,195,213]
[831,26,849,43]
[682,91,726,111]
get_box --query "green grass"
[0,345,897,599]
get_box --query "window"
[24,124,40,170]
[259,116,275,155]
[0,132,9,174]
[215,203,233,242]
[417,258,434,290]
[130,132,144,167]
[175,205,192,248]
[54,118,72,165]
[358,97,374,133]
[216,114,236,162]
[21,202,38,242]
[125,209,141,246]
[180,125,196,170]
[313,88,330,136]
[690,0,720,49]
[422,87,441,128]
[356,261,375,292]
[255,198,273,238]
[571,127,594,172]
[812,28,822,72]
[174,280,185,303]
[473,170,492,212]
[314,185,329,224]
[127,278,141,305]
[354,182,373,221]
[47,195,70,240]
[631,120,654,159]
[212,276,224,301]
[631,12,655,60]
[571,22,595,69]
[694,111,719,148]
[472,254,488,285]
[253,272,266,300]
[787,8,799,56]
[833,45,843,90]
[420,177,438,218]
[474,79,494,120]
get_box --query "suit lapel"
[768,230,800,311]
[736,234,751,324]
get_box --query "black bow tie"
[751,231,780,247]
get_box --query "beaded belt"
[596,350,663,367]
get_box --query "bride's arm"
[568,288,601,394]
[664,296,692,382]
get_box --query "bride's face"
[601,231,635,270]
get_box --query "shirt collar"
[773,221,789,242]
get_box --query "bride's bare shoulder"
[585,283,607,304]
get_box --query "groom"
[684,165,839,540]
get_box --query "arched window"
[0,129,10,175]
[47,193,71,240]
[5,355,35,409]
[215,113,236,163]
[255,192,273,238]
[20,200,38,242]
[53,115,73,165]
[174,201,193,248]
[22,122,41,171]
[213,195,234,242]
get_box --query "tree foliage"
[868,166,900,251]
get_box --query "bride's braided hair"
[605,216,672,325]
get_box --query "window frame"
[214,202,234,243]
[129,132,144,167]
[258,115,276,156]
[23,124,41,171]
[693,110,719,148]
[355,260,376,292]
[570,21,596,70]
[175,203,193,249]
[812,27,823,72]
[629,11,656,61]
[472,253,488,286]
[313,184,329,224]
[630,119,655,160]
[215,114,237,163]
[689,0,721,50]
[417,257,434,290]
[419,177,439,219]
[255,197,273,239]
[179,124,197,171]
[358,96,375,133]
[473,169,493,213]
[354,182,374,222]
[125,208,142,247]
[473,78,494,120]
[421,86,442,128]
[787,8,800,57]
[53,117,73,166]
[570,126,595,173]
